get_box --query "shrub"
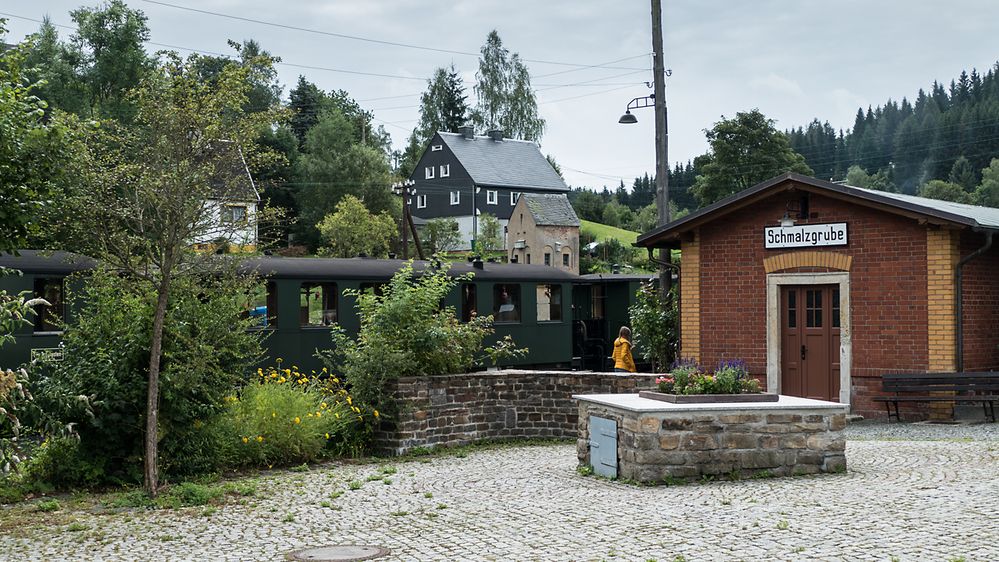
[660,359,761,395]
[220,364,362,467]
[629,281,678,371]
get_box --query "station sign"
[764,222,848,249]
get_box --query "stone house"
[508,193,581,274]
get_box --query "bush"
[629,281,678,371]
[220,364,363,467]
[31,269,265,486]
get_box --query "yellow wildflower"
[325,433,330,439]
[321,402,328,409]
[242,437,249,444]
[335,412,340,419]
[351,406,360,414]
[272,411,276,418]
[278,377,286,384]
[256,435,264,443]
[322,367,328,373]
[307,412,314,417]
[294,417,301,424]
[373,410,380,418]
[346,396,352,405]
[315,411,322,418]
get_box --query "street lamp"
[618,94,655,124]
[391,179,424,260]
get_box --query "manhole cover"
[286,545,390,561]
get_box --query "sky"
[4,0,999,190]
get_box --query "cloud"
[749,73,804,97]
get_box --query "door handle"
[801,345,807,360]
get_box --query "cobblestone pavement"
[2,422,997,561]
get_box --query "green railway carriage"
[572,273,655,371]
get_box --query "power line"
[138,0,648,71]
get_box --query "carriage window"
[536,284,562,322]
[247,281,278,328]
[591,284,605,319]
[300,282,337,327]
[461,283,477,322]
[33,278,64,333]
[493,284,521,323]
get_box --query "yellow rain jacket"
[612,337,636,372]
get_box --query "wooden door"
[781,285,840,401]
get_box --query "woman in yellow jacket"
[612,326,637,372]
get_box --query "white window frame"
[440,164,450,178]
[221,204,248,225]
[510,192,520,206]
[425,166,435,180]
[450,191,460,205]
[416,194,428,209]
[431,144,443,152]
[487,190,498,205]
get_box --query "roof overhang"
[636,172,991,249]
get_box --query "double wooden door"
[780,285,841,402]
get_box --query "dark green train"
[0,251,653,373]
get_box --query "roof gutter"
[956,228,994,372]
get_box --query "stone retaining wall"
[375,370,656,455]
[577,399,847,483]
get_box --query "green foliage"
[316,195,396,258]
[31,270,265,486]
[918,179,973,203]
[425,218,462,254]
[472,30,544,141]
[477,213,503,252]
[692,109,812,206]
[973,158,999,207]
[629,282,677,372]
[657,360,760,395]
[845,165,897,192]
[400,64,469,174]
[221,365,362,467]
[36,498,60,512]
[948,156,978,191]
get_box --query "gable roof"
[209,141,258,202]
[436,132,568,191]
[521,194,580,227]
[637,172,999,248]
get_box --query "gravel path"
[1,421,996,561]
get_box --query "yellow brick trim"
[763,251,853,273]
[926,229,958,372]
[680,233,700,362]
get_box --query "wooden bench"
[874,372,999,422]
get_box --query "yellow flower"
[322,367,328,373]
[307,412,314,418]
[242,437,249,444]
[271,411,276,418]
[294,417,301,424]
[373,410,380,418]
[351,406,360,414]
[256,435,264,442]
[321,402,328,409]
[325,433,330,440]
[315,411,322,418]
[278,377,286,384]
[335,412,340,419]
[346,396,352,405]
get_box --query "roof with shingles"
[521,194,580,227]
[209,141,258,202]
[437,132,568,191]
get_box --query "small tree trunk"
[144,273,172,497]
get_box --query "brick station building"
[637,173,999,419]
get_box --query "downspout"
[956,229,993,372]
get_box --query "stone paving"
[1,421,997,561]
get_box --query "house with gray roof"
[507,193,581,274]
[407,126,568,251]
[191,140,261,252]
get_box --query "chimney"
[458,125,474,140]
[487,129,504,142]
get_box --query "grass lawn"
[581,220,639,244]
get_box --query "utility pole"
[392,180,424,260]
[651,0,671,295]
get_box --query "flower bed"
[638,390,778,403]
[654,359,762,396]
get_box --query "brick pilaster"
[926,229,959,419]
[680,232,700,363]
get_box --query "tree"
[477,213,503,252]
[60,52,281,495]
[0,23,73,253]
[23,17,88,116]
[425,218,462,254]
[316,195,396,258]
[601,200,635,229]
[974,158,999,207]
[288,76,326,147]
[399,64,470,175]
[691,110,812,206]
[948,156,978,192]
[845,165,897,192]
[917,180,973,204]
[472,30,545,141]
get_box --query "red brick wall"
[696,188,930,415]
[959,233,999,371]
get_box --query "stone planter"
[639,390,779,404]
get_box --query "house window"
[562,253,570,267]
[461,283,477,323]
[425,166,435,179]
[493,284,521,323]
[511,192,520,206]
[417,194,428,209]
[221,205,248,224]
[544,253,551,266]
[450,191,460,205]
[487,190,498,205]
[300,283,337,327]
[431,144,443,152]
[440,164,450,177]
[536,284,562,322]
[33,278,64,333]
[526,254,531,264]
[245,281,278,328]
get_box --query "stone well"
[575,394,849,483]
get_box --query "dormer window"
[510,192,520,206]
[431,144,443,152]
[440,164,450,178]
[417,194,427,209]
[487,190,498,205]
[450,191,460,205]
[425,166,435,179]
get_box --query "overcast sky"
[4,0,999,190]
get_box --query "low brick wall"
[577,396,848,483]
[375,370,656,455]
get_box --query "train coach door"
[780,285,840,402]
